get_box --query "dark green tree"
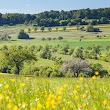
[40,26,45,32]
[18,30,29,39]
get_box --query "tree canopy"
[0,7,110,27]
[18,30,30,39]
[0,46,37,75]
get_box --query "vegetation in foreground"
[0,75,110,110]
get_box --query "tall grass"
[0,74,110,110]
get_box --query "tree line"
[0,7,110,26]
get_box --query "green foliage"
[48,27,52,32]
[34,27,38,32]
[63,27,66,31]
[40,26,45,32]
[0,8,110,27]
[62,45,69,55]
[86,25,100,32]
[40,50,52,59]
[73,47,84,59]
[91,63,109,77]
[0,46,37,75]
[28,28,31,33]
[18,30,30,39]
[99,17,109,24]
[58,36,63,40]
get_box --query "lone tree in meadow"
[58,36,63,40]
[86,24,100,32]
[34,27,38,32]
[40,26,45,32]
[56,27,58,31]
[18,30,30,39]
[0,46,37,75]
[48,27,52,32]
[28,28,31,33]
[63,27,66,31]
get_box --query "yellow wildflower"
[46,101,50,108]
[52,105,56,109]
[58,88,63,95]
[51,99,55,105]
[9,91,12,95]
[13,105,18,110]
[79,77,83,81]
[92,76,96,80]
[62,108,65,110]
[37,101,42,109]
[11,79,16,82]
[75,96,79,100]
[73,90,77,94]
[77,104,81,108]
[95,71,99,75]
[76,85,80,89]
[63,84,67,88]
[0,94,4,101]
[4,84,9,89]
[22,102,26,108]
[20,83,25,88]
[108,106,110,110]
[7,103,12,109]
[82,102,86,107]
[82,93,87,98]
[102,100,107,105]
[58,96,62,101]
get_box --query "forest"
[0,7,110,26]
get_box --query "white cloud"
[0,9,19,13]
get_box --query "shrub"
[59,59,92,77]
[40,50,52,59]
[86,25,100,32]
[18,30,29,39]
[58,36,63,40]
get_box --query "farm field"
[0,74,110,110]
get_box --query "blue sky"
[0,0,110,14]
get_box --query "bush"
[59,59,92,77]
[18,30,29,39]
[40,50,52,59]
[86,25,100,32]
[58,36,63,40]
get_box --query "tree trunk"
[16,65,20,75]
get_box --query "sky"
[0,0,110,14]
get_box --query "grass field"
[0,24,110,72]
[0,24,110,110]
[0,24,110,48]
[0,74,110,110]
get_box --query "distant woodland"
[0,7,110,27]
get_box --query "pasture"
[0,24,110,72]
[0,24,110,110]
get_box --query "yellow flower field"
[0,75,110,110]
